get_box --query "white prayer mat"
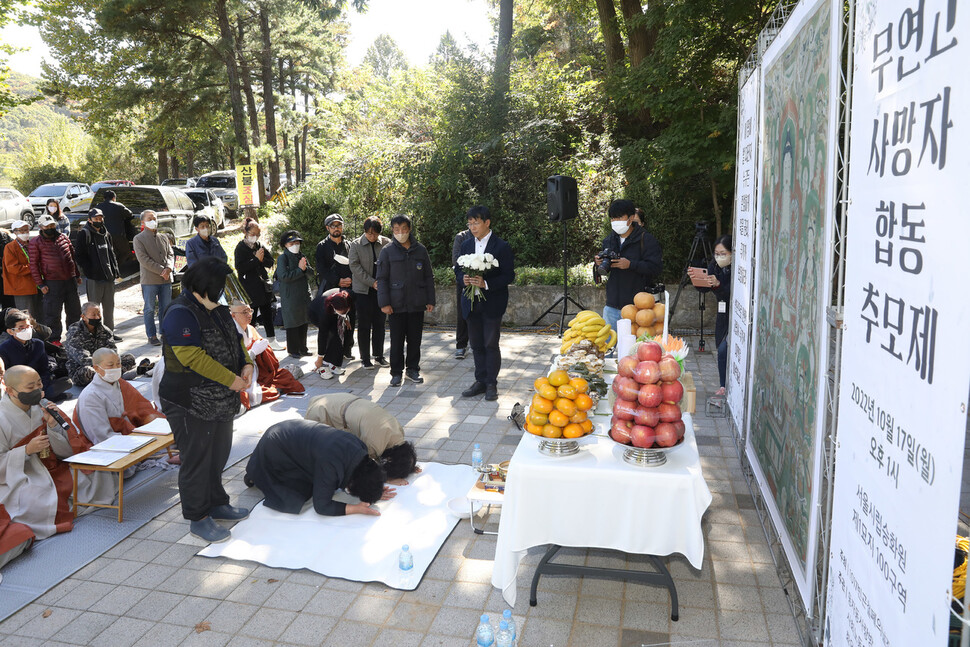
[198,462,478,590]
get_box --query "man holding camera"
[594,199,663,333]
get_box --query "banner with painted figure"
[746,0,840,612]
[825,0,968,644]
[728,67,760,436]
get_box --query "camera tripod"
[532,219,586,334]
[669,222,713,351]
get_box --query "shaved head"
[92,348,118,366]
[6,365,38,390]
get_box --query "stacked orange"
[619,292,666,339]
[525,369,595,439]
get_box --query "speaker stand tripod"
[532,220,586,334]
[669,222,713,351]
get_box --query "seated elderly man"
[229,300,305,410]
[0,309,72,402]
[305,393,419,486]
[243,420,394,516]
[64,303,135,388]
[72,349,165,451]
[0,365,115,538]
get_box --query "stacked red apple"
[610,340,686,449]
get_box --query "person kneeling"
[305,393,419,486]
[244,420,395,516]
[228,300,305,410]
[72,349,166,476]
[0,365,116,538]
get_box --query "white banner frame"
[727,67,760,436]
[744,0,842,614]
[824,0,970,644]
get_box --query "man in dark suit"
[457,206,515,402]
[95,190,134,271]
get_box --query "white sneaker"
[267,337,285,351]
[330,363,345,376]
[317,365,335,380]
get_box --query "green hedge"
[432,263,598,287]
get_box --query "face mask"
[14,327,32,341]
[47,205,57,213]
[16,233,28,242]
[41,228,58,239]
[394,232,409,244]
[245,235,258,245]
[16,388,43,406]
[611,220,630,235]
[144,219,158,230]
[100,368,122,383]
[91,220,104,229]
[85,318,101,327]
[715,253,732,268]
[287,244,301,254]
[198,227,210,238]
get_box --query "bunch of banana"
[561,310,617,354]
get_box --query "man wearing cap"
[74,209,121,337]
[132,210,174,346]
[29,215,82,343]
[1,221,39,316]
[315,214,355,361]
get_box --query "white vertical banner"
[825,1,970,645]
[728,68,760,434]
[746,0,841,612]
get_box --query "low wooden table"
[66,433,175,523]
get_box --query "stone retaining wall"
[427,283,718,333]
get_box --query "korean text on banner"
[235,164,260,208]
[727,67,759,435]
[824,1,969,646]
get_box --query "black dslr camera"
[597,248,620,274]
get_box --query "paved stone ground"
[0,286,803,647]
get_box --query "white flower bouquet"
[457,252,499,308]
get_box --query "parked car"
[186,176,198,187]
[180,188,225,229]
[0,188,36,228]
[161,178,190,188]
[27,182,95,217]
[90,179,134,194]
[195,171,239,216]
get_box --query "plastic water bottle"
[398,545,413,588]
[502,609,517,643]
[472,443,484,471]
[496,619,513,647]
[475,614,494,646]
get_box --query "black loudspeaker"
[546,175,578,222]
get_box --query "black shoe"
[462,381,487,398]
[136,358,154,376]
[389,375,402,387]
[405,369,423,384]
[148,336,161,346]
[361,359,375,369]
[344,352,355,360]
[110,334,123,342]
[209,504,250,521]
[244,475,255,488]
[485,385,498,401]
[288,353,303,359]
[190,517,230,543]
[454,347,467,359]
[375,356,389,367]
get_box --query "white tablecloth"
[490,413,712,607]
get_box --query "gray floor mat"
[0,425,265,622]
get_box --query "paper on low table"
[198,462,477,589]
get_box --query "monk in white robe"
[229,301,304,410]
[0,365,115,539]
[72,349,165,450]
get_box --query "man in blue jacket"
[184,216,227,267]
[456,206,515,402]
[0,309,73,401]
